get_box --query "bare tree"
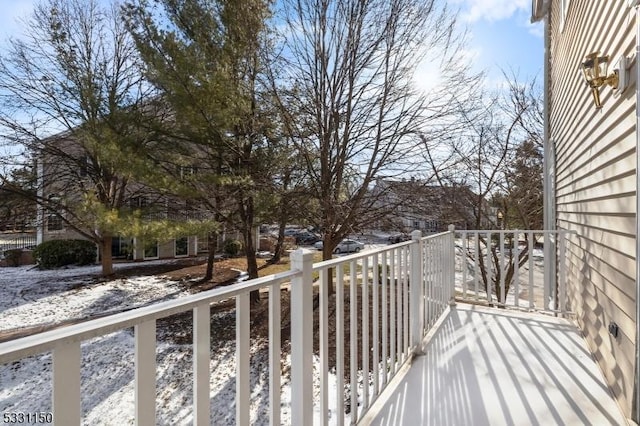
[424,73,544,303]
[0,0,164,275]
[274,0,474,267]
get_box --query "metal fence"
[0,233,37,253]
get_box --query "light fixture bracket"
[581,52,620,108]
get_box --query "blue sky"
[0,0,543,84]
[455,0,544,83]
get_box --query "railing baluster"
[319,269,329,426]
[269,283,281,426]
[427,240,433,324]
[410,231,424,352]
[403,247,409,359]
[514,231,520,308]
[193,303,211,426]
[486,232,492,306]
[372,253,380,399]
[372,253,380,398]
[474,232,479,301]
[462,231,468,298]
[389,250,396,375]
[435,239,445,306]
[499,232,506,306]
[135,320,156,426]
[53,341,81,426]
[396,248,402,364]
[236,293,250,426]
[559,231,567,314]
[421,241,427,327]
[336,265,345,426]
[433,240,438,314]
[381,252,388,386]
[449,226,456,303]
[528,233,534,310]
[350,259,358,424]
[362,256,369,409]
[439,237,444,307]
[435,239,440,308]
[438,237,444,306]
[544,231,553,310]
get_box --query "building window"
[79,154,92,177]
[175,237,188,257]
[129,196,148,209]
[47,214,63,231]
[143,240,158,259]
[112,236,133,259]
[177,165,197,180]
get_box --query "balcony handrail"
[0,227,483,424]
[460,229,575,232]
[454,228,575,313]
[311,230,450,270]
[0,269,301,364]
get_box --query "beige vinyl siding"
[549,0,636,416]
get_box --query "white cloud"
[526,20,544,38]
[451,0,529,23]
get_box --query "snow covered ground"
[453,240,549,308]
[0,261,352,425]
[0,260,191,332]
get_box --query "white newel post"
[449,225,456,305]
[290,249,314,425]
[410,230,424,352]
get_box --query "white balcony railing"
[0,228,569,424]
[454,230,574,314]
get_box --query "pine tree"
[125,0,274,301]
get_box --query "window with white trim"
[175,236,189,257]
[46,214,63,231]
[143,240,159,259]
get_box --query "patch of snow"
[0,263,190,332]
[0,261,358,424]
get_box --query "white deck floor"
[363,304,628,426]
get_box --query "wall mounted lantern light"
[580,52,620,109]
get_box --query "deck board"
[363,304,628,426]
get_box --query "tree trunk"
[100,235,113,276]
[322,237,336,295]
[237,193,260,304]
[245,225,260,304]
[204,231,218,281]
[269,219,287,264]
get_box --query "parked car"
[388,233,410,244]
[295,231,320,245]
[284,228,302,236]
[314,239,365,254]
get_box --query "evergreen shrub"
[223,238,243,257]
[33,239,97,268]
